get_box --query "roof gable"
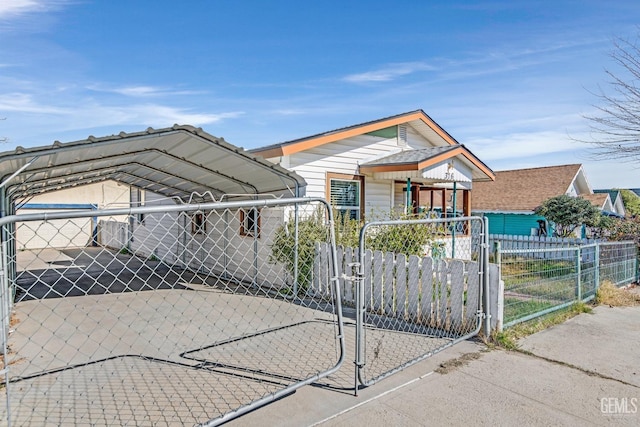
[472,164,585,212]
[581,193,611,210]
[250,110,459,158]
[251,110,495,182]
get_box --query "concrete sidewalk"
[231,304,640,426]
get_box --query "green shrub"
[269,208,332,292]
[365,210,437,256]
[270,207,438,293]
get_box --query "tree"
[534,195,601,237]
[619,189,640,216]
[581,33,640,161]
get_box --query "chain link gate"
[354,216,489,389]
[0,197,345,426]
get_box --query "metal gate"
[354,216,489,389]
[0,197,345,426]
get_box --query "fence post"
[576,247,582,301]
[494,241,501,266]
[483,217,491,337]
[636,245,639,284]
[594,243,600,293]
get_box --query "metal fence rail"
[354,216,488,390]
[0,197,345,426]
[499,241,638,327]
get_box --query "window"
[240,208,261,237]
[191,212,206,234]
[327,173,363,220]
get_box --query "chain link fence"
[499,241,638,327]
[0,197,345,426]
[354,216,488,388]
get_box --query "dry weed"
[596,282,640,307]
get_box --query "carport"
[0,126,345,426]
[0,124,305,210]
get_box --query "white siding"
[364,179,392,219]
[280,133,425,216]
[130,191,181,263]
[285,134,399,198]
[130,191,289,287]
[405,125,438,150]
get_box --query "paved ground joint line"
[513,347,640,389]
[458,366,598,425]
[309,371,434,426]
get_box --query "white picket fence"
[311,243,481,330]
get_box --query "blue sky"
[1,1,640,189]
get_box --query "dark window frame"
[326,172,365,220]
[240,208,261,238]
[191,212,207,235]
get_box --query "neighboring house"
[594,189,626,217]
[471,164,594,236]
[580,192,613,213]
[251,110,495,221]
[16,181,130,249]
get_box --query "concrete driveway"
[232,304,640,426]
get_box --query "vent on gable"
[398,125,407,147]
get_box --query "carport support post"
[0,230,11,426]
[0,188,12,309]
[0,190,13,424]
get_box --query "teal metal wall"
[477,212,549,236]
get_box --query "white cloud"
[87,84,206,98]
[119,104,244,127]
[0,0,68,19]
[0,0,42,18]
[0,90,245,146]
[467,131,582,162]
[343,62,435,83]
[0,92,70,114]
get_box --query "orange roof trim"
[252,110,460,158]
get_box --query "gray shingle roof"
[361,147,457,166]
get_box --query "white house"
[593,189,626,217]
[251,110,495,221]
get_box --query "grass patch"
[596,282,640,307]
[490,302,592,350]
[503,298,558,323]
[501,258,576,286]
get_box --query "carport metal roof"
[0,125,306,208]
